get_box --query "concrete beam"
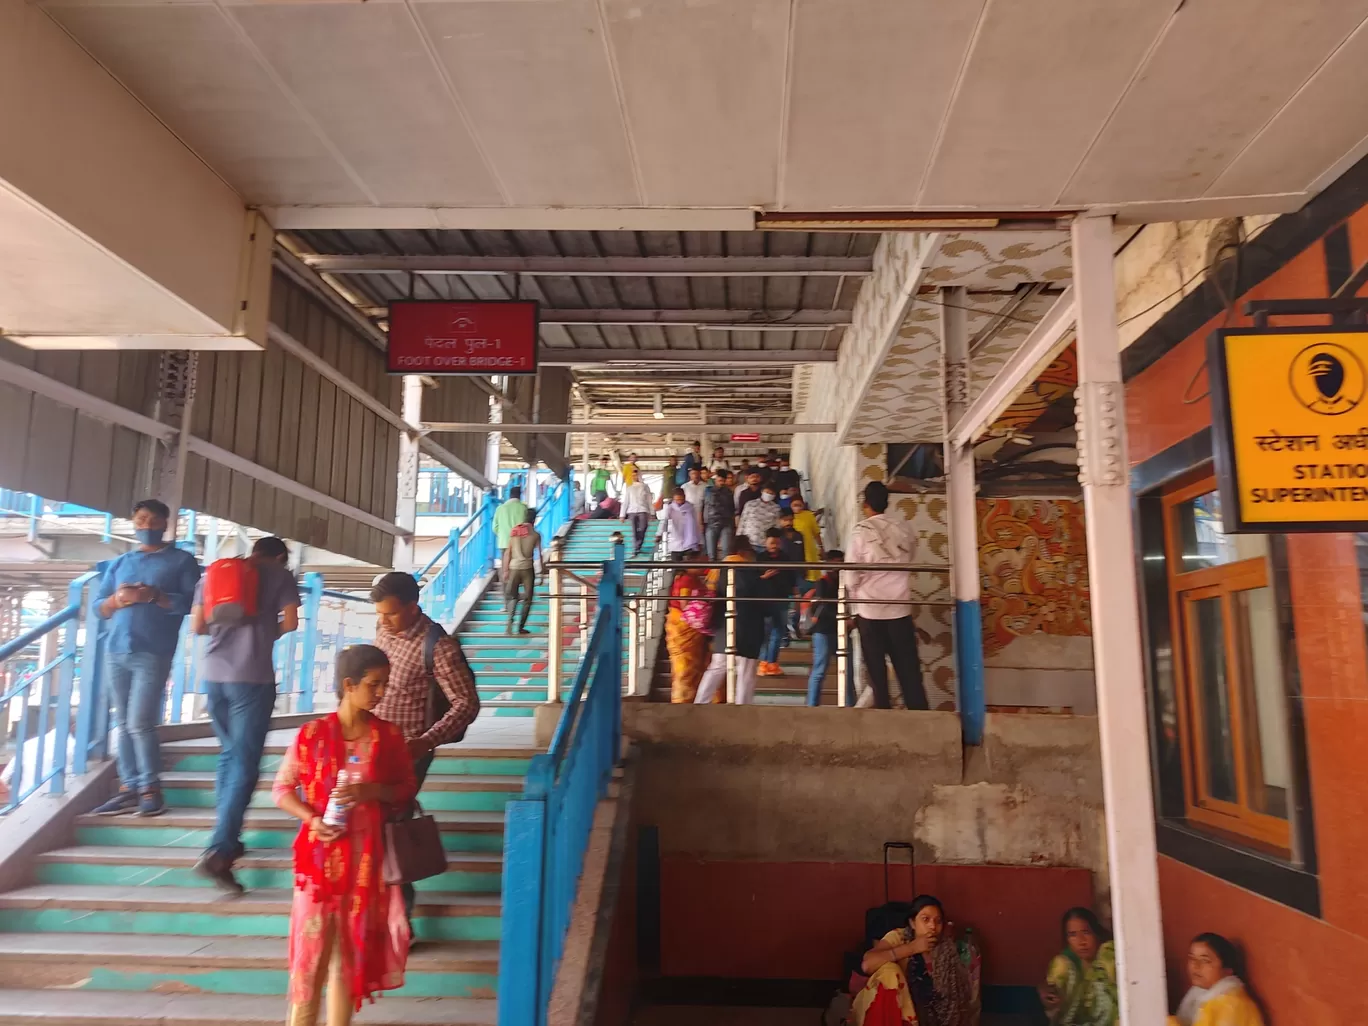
[949,288,1076,450]
[300,255,872,277]
[423,421,835,434]
[0,0,270,350]
[540,348,837,365]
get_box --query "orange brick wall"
[1127,206,1368,1024]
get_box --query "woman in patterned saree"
[665,553,713,702]
[273,644,417,1025]
[854,894,975,1026]
[1040,907,1118,1026]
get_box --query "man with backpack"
[502,506,543,635]
[187,536,299,893]
[370,571,481,922]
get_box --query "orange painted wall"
[1127,206,1368,1023]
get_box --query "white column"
[699,402,709,461]
[485,377,504,488]
[941,288,984,741]
[393,374,423,572]
[151,352,197,541]
[1071,214,1167,1024]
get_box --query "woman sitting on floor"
[854,894,974,1026]
[1168,933,1264,1026]
[1040,907,1117,1025]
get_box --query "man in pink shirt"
[844,481,926,709]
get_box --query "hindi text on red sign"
[386,301,539,375]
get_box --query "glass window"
[1163,476,1294,854]
[1173,490,1268,570]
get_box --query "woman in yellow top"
[1168,933,1265,1026]
[788,495,823,581]
[853,894,974,1026]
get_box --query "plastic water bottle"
[322,755,359,831]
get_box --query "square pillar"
[393,374,423,572]
[1071,214,1167,1023]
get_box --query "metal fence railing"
[498,543,624,1026]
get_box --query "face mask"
[762,492,775,502]
[135,527,164,545]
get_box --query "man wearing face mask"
[91,499,202,818]
[738,484,781,551]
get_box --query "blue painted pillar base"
[954,598,986,745]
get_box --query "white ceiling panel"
[228,2,505,206]
[414,0,639,207]
[919,0,1177,208]
[1062,0,1368,205]
[602,0,789,207]
[1210,14,1368,199]
[43,4,369,207]
[781,0,983,209]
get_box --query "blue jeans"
[807,633,833,706]
[705,523,733,560]
[761,606,788,663]
[106,651,174,793]
[206,681,278,861]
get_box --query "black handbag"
[382,801,448,885]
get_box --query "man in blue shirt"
[91,499,201,817]
[189,536,299,892]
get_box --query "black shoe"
[92,789,139,817]
[518,628,531,636]
[195,851,245,896]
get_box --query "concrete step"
[0,989,495,1024]
[0,885,501,942]
[0,933,499,998]
[76,809,506,853]
[34,846,502,894]
[156,772,519,813]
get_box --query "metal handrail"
[546,559,948,572]
[499,543,624,1026]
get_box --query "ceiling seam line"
[400,0,513,207]
[773,0,799,211]
[1052,0,1186,207]
[1202,9,1368,198]
[211,1,380,206]
[594,0,649,206]
[912,0,993,207]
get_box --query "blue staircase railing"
[0,569,109,813]
[498,541,624,1026]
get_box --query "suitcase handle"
[884,841,915,904]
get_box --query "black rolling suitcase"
[864,841,917,947]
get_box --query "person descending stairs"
[0,517,658,1024]
[463,517,661,714]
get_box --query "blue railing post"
[297,572,324,713]
[73,574,104,774]
[444,527,460,623]
[26,493,40,542]
[499,793,548,1026]
[48,578,82,794]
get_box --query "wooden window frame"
[1162,474,1293,854]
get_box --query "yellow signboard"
[1210,326,1368,532]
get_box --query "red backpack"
[203,557,260,624]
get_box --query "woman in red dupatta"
[273,644,418,1025]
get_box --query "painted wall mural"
[977,499,1092,657]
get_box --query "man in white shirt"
[844,481,926,709]
[682,466,708,531]
[622,476,654,556]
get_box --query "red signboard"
[730,433,761,442]
[386,301,538,375]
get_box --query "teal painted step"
[0,887,501,942]
[164,751,533,777]
[36,848,502,893]
[157,771,520,812]
[0,935,499,1000]
[75,809,505,853]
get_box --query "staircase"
[470,518,661,715]
[0,516,655,1024]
